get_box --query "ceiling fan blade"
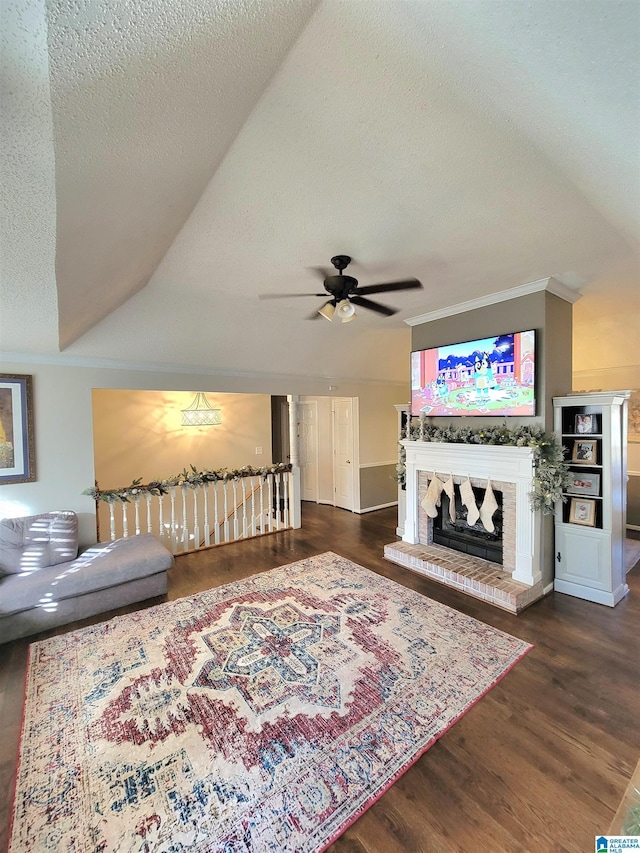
[308,266,333,281]
[259,292,326,299]
[356,278,423,296]
[350,295,398,316]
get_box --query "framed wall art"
[0,373,36,484]
[571,439,598,464]
[566,471,600,496]
[629,389,640,443]
[568,497,597,527]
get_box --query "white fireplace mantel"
[401,440,542,586]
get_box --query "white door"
[298,401,319,502]
[332,398,355,510]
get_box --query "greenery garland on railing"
[395,422,569,515]
[84,463,293,504]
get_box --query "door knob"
[346,460,351,464]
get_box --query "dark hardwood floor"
[1,504,639,852]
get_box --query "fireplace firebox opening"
[432,486,503,565]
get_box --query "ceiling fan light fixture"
[336,299,356,322]
[258,254,423,320]
[318,302,335,321]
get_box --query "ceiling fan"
[259,255,423,322]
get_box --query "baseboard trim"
[355,501,398,514]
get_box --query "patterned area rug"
[10,552,532,852]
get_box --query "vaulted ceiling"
[1,0,638,383]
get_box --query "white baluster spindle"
[241,477,248,538]
[193,487,200,549]
[282,471,290,527]
[158,494,166,541]
[232,479,239,540]
[215,482,221,545]
[181,486,189,551]
[134,494,141,535]
[109,503,116,541]
[170,487,178,553]
[223,481,229,543]
[146,494,152,533]
[250,477,256,536]
[259,476,265,534]
[267,475,274,532]
[203,484,211,546]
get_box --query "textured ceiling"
[1,0,638,383]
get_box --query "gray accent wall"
[410,291,573,432]
[628,473,640,529]
[359,464,397,511]
[410,290,573,585]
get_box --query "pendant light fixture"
[181,392,222,426]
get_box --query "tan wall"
[357,384,406,464]
[92,389,273,488]
[572,256,640,494]
[572,257,640,377]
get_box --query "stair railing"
[86,463,298,554]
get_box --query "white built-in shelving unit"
[553,391,631,606]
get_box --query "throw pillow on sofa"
[0,511,79,576]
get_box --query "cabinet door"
[555,526,611,591]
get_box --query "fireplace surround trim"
[401,439,542,586]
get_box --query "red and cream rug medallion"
[9,552,532,852]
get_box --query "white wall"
[0,358,407,544]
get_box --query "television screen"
[411,329,536,417]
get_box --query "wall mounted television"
[411,329,536,417]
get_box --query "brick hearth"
[384,540,545,614]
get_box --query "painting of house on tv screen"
[411,330,535,417]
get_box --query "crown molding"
[404,277,582,327]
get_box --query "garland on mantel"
[84,463,293,505]
[395,422,569,515]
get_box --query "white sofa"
[0,511,173,644]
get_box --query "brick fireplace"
[402,439,542,585]
[384,439,546,613]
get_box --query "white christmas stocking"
[442,474,456,522]
[460,477,480,525]
[421,474,443,518]
[479,479,499,532]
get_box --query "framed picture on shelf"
[574,413,598,434]
[0,373,36,484]
[571,439,598,464]
[566,471,600,496]
[569,497,597,527]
